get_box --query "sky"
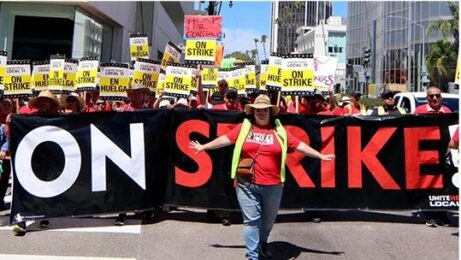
[207,1,348,58]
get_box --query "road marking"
[0,255,135,260]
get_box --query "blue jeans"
[236,176,283,259]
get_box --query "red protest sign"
[184,15,222,39]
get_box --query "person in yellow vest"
[343,90,368,115]
[189,94,335,259]
[370,90,406,116]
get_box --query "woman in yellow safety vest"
[189,94,334,259]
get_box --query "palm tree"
[253,38,259,64]
[427,2,458,41]
[260,35,267,60]
[250,49,258,62]
[426,40,457,87]
[425,2,459,91]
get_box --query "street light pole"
[386,15,425,92]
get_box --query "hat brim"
[29,96,60,109]
[245,103,279,115]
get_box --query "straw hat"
[338,96,351,106]
[29,90,60,109]
[244,94,279,115]
[128,82,149,93]
[64,92,85,109]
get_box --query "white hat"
[338,96,351,106]
[175,98,189,107]
[159,99,170,108]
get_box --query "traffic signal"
[363,48,371,65]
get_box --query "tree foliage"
[224,51,252,62]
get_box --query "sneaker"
[313,217,322,223]
[39,220,50,228]
[114,214,126,226]
[425,219,437,228]
[259,242,273,258]
[12,222,27,235]
[221,218,231,226]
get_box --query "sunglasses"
[255,108,269,113]
[428,94,441,99]
[383,95,394,100]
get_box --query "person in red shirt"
[224,88,241,111]
[414,86,452,228]
[343,91,367,115]
[123,84,150,111]
[449,126,459,149]
[414,86,452,114]
[331,96,351,116]
[210,91,227,110]
[13,90,61,235]
[189,94,334,259]
[0,99,14,123]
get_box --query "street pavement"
[0,194,458,260]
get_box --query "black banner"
[10,111,459,220]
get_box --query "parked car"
[394,92,459,114]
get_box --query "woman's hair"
[245,113,278,127]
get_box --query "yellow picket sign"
[62,60,78,93]
[4,61,31,97]
[282,69,314,90]
[161,42,182,71]
[130,34,149,61]
[76,58,99,91]
[266,65,282,89]
[259,64,268,89]
[455,54,460,84]
[202,67,218,87]
[100,77,130,96]
[185,40,217,63]
[48,58,65,92]
[99,63,130,100]
[31,62,49,92]
[164,65,194,97]
[0,52,6,91]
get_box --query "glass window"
[72,9,104,59]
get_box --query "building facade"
[0,1,196,62]
[271,1,332,54]
[295,16,347,90]
[346,1,456,94]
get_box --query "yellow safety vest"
[230,118,288,182]
[377,106,406,115]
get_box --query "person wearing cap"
[225,88,241,111]
[83,86,101,112]
[189,94,335,259]
[188,95,199,109]
[173,98,191,109]
[332,96,351,116]
[63,93,85,113]
[210,91,227,110]
[414,86,452,114]
[414,86,452,228]
[370,90,406,116]
[343,90,367,115]
[310,93,331,115]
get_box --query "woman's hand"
[319,154,335,161]
[189,140,205,153]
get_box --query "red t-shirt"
[453,127,459,145]
[414,104,452,114]
[343,104,362,115]
[226,123,301,185]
